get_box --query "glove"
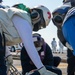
[6,55,13,66]
[5,55,13,74]
[25,66,57,75]
[38,66,57,75]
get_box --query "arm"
[12,15,44,69]
[57,29,66,46]
[57,27,73,50]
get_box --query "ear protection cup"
[31,9,46,31]
[30,10,40,22]
[52,13,64,26]
[31,11,39,19]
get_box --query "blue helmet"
[52,5,71,27]
[0,0,2,3]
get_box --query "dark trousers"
[21,50,62,75]
[0,33,7,75]
[67,49,75,75]
[29,57,61,75]
[54,56,61,67]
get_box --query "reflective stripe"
[62,7,75,26]
[66,42,73,50]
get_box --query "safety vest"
[0,8,32,46]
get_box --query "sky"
[3,0,63,48]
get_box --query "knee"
[54,57,61,67]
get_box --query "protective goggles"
[52,13,65,26]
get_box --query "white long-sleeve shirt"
[12,15,44,69]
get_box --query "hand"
[6,55,13,66]
[6,55,13,68]
[25,66,57,75]
[6,55,13,73]
[38,66,57,75]
[25,69,39,75]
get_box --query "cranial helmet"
[52,5,71,27]
[31,5,51,31]
[33,33,42,42]
[33,33,43,49]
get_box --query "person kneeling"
[20,33,62,75]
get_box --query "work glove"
[38,66,57,75]
[6,55,13,65]
[6,55,13,74]
[25,66,57,75]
